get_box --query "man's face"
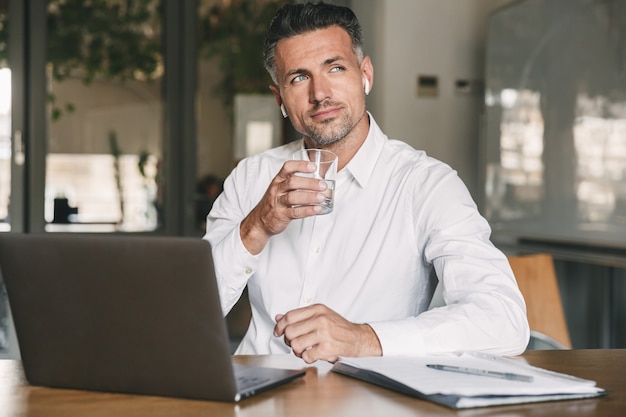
[271,26,371,147]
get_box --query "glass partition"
[0,69,9,233]
[44,0,163,232]
[0,2,10,233]
[0,0,10,355]
[484,0,626,248]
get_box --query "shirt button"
[244,268,253,275]
[313,246,321,254]
[304,296,313,304]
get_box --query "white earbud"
[364,78,370,95]
[280,104,288,118]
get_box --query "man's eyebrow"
[285,56,346,78]
[282,56,347,83]
[324,56,344,65]
[285,68,307,78]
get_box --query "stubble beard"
[300,104,358,147]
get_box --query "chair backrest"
[507,253,572,349]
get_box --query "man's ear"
[269,85,281,105]
[269,85,287,118]
[361,56,374,94]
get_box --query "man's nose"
[309,77,331,103]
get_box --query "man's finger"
[273,305,320,336]
[277,160,317,180]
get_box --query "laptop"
[0,233,305,402]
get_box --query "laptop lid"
[0,233,304,401]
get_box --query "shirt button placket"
[301,228,323,307]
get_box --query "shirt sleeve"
[203,162,261,315]
[369,164,530,356]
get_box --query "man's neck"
[304,112,370,171]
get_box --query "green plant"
[47,0,160,82]
[48,0,161,120]
[199,0,290,110]
[0,0,162,121]
[0,0,290,117]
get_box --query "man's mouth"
[311,105,342,121]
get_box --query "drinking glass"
[291,149,338,215]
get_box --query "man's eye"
[292,74,307,84]
[330,66,345,73]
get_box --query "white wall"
[352,0,514,200]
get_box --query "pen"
[426,364,534,383]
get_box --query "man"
[204,2,529,364]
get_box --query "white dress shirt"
[204,114,529,357]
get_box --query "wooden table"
[0,350,624,417]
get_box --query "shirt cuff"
[221,222,258,281]
[367,320,427,356]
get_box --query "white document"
[332,352,606,409]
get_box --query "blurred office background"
[1,0,625,358]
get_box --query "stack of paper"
[332,352,606,409]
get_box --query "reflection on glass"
[45,153,159,231]
[45,0,163,232]
[574,95,626,225]
[488,90,626,229]
[0,68,10,232]
[484,0,626,246]
[485,89,544,222]
[0,2,9,353]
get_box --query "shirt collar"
[343,112,386,188]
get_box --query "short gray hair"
[263,2,364,84]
